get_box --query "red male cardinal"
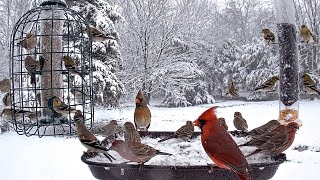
[193,107,251,180]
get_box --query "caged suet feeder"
[9,0,94,137]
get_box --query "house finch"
[52,96,77,115]
[158,121,194,142]
[225,77,238,97]
[233,112,248,132]
[261,29,275,45]
[134,90,151,131]
[245,122,299,157]
[0,78,11,92]
[218,117,228,131]
[25,56,39,85]
[248,120,280,137]
[302,73,320,95]
[300,25,315,43]
[2,92,12,107]
[254,76,279,92]
[74,110,115,162]
[85,26,117,42]
[110,140,171,164]
[124,121,141,143]
[18,33,37,50]
[193,106,251,180]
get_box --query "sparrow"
[124,121,141,143]
[134,90,151,131]
[233,112,249,132]
[300,25,315,43]
[158,121,194,142]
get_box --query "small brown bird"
[245,122,299,157]
[249,120,280,137]
[218,117,229,131]
[225,77,238,97]
[2,92,12,107]
[300,25,315,43]
[233,112,248,132]
[0,78,10,92]
[110,140,171,164]
[124,121,141,143]
[254,76,279,92]
[134,90,151,131]
[85,26,117,42]
[25,56,39,85]
[261,29,275,45]
[74,110,116,162]
[100,120,118,137]
[158,121,194,142]
[18,33,37,50]
[302,73,320,95]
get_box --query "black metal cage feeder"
[9,0,93,137]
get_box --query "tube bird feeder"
[274,0,301,126]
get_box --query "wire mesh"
[9,0,93,137]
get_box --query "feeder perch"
[9,0,94,137]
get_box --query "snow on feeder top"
[9,0,94,137]
[273,0,301,126]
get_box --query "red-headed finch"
[124,121,141,143]
[193,106,251,180]
[261,29,275,45]
[158,121,194,142]
[233,112,248,132]
[246,122,299,157]
[134,90,151,131]
[249,120,280,137]
[300,25,315,43]
[18,33,37,50]
[254,76,279,92]
[74,110,115,162]
[110,140,171,164]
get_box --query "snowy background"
[1,100,320,180]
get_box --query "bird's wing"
[81,138,109,151]
[202,130,248,175]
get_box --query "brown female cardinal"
[193,106,251,180]
[134,90,151,131]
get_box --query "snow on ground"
[1,100,320,179]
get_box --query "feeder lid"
[40,0,67,7]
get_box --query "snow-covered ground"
[1,100,320,180]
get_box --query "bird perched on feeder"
[248,120,280,137]
[18,33,37,50]
[302,73,320,95]
[158,121,194,142]
[124,121,141,143]
[193,106,251,180]
[100,120,119,146]
[25,56,40,85]
[261,28,276,45]
[0,78,10,93]
[245,122,299,157]
[300,25,315,43]
[233,112,248,132]
[1,108,37,122]
[225,77,238,97]
[62,56,87,79]
[2,92,12,107]
[254,76,279,92]
[85,26,118,43]
[74,110,116,162]
[110,140,172,165]
[218,117,229,131]
[134,90,151,131]
[52,96,77,115]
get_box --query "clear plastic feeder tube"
[274,0,301,126]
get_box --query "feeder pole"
[274,0,301,126]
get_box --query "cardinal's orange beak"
[135,98,140,104]
[193,119,199,127]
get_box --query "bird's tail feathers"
[156,151,172,156]
[245,149,261,158]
